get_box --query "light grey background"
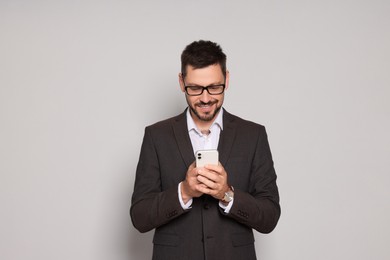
[1,0,389,259]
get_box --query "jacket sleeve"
[130,127,187,233]
[224,126,281,233]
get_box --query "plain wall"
[1,0,389,259]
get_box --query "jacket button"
[204,204,210,209]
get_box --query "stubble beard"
[188,100,222,122]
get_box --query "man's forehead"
[185,64,223,72]
[184,64,224,81]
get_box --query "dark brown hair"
[181,40,227,79]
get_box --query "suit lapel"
[172,110,195,168]
[218,109,237,166]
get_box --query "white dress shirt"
[178,108,233,213]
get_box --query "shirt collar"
[186,107,224,134]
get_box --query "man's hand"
[196,162,230,201]
[181,162,205,203]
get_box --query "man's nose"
[199,89,211,102]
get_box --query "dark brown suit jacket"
[131,109,280,260]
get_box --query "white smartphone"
[195,150,219,167]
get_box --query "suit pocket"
[153,233,180,247]
[231,232,255,247]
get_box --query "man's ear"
[178,73,185,92]
[225,70,230,90]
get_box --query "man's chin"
[193,107,220,122]
[198,114,214,122]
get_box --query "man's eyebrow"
[185,82,224,87]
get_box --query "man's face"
[179,64,229,124]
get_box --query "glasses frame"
[183,83,226,96]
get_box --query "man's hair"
[181,40,227,79]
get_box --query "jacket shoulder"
[144,111,185,133]
[224,110,266,131]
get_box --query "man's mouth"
[190,100,220,121]
[196,101,217,109]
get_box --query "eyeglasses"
[184,84,225,96]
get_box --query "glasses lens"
[186,86,203,95]
[207,85,224,95]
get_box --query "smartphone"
[195,150,219,167]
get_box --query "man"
[131,40,280,260]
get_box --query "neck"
[190,111,214,131]
[200,129,211,136]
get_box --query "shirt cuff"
[178,182,193,209]
[219,198,234,213]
